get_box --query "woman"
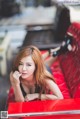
[10,45,63,102]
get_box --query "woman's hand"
[10,71,22,86]
[25,93,39,101]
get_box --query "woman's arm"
[12,85,24,102]
[25,79,63,101]
[40,79,64,100]
[10,71,24,102]
[25,93,40,101]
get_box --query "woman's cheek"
[31,67,36,73]
[18,66,22,73]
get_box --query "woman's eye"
[26,64,31,66]
[19,63,23,66]
[19,62,32,67]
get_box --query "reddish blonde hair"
[13,45,55,87]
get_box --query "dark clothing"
[20,84,26,97]
[20,84,41,97]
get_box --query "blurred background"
[0,0,80,111]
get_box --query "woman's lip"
[22,73,27,75]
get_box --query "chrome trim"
[8,110,80,117]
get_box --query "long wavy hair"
[12,45,55,92]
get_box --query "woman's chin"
[21,74,28,79]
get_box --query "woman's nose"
[22,65,27,71]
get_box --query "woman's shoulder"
[44,78,55,86]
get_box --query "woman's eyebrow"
[26,62,33,64]
[20,61,33,64]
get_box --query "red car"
[7,22,80,119]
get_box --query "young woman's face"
[18,55,36,80]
